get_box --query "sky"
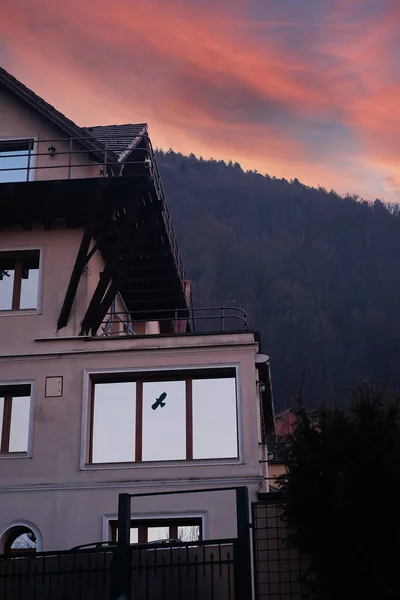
[1,0,399,202]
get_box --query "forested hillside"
[157,150,400,410]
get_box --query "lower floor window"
[110,519,202,544]
[0,384,31,453]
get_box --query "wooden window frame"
[109,518,202,544]
[89,369,237,464]
[0,250,40,311]
[0,384,31,454]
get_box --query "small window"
[89,370,238,464]
[0,139,34,183]
[110,519,202,544]
[0,384,32,453]
[0,250,40,311]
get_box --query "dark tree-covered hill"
[157,149,400,410]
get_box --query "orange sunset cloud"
[0,0,399,201]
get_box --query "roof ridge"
[85,123,147,128]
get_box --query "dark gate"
[252,493,308,599]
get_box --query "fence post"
[111,493,132,600]
[235,486,253,600]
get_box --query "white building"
[0,66,274,555]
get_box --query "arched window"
[1,525,38,556]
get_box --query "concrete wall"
[0,87,100,180]
[0,486,247,551]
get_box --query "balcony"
[94,306,249,338]
[0,133,188,328]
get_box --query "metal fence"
[252,496,309,599]
[0,540,235,600]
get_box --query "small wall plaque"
[45,376,63,397]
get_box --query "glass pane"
[10,532,37,550]
[0,268,14,310]
[142,380,186,461]
[0,151,30,183]
[147,527,171,542]
[178,525,201,542]
[9,396,31,452]
[20,268,39,309]
[92,382,136,463]
[193,377,238,459]
[130,528,138,544]
[0,397,3,445]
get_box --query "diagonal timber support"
[80,200,159,336]
[57,227,94,330]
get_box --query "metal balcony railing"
[96,306,249,337]
[0,134,156,180]
[0,134,186,289]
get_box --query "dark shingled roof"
[83,124,147,160]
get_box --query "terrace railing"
[96,306,249,337]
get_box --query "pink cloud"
[0,0,399,201]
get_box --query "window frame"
[0,247,43,315]
[109,517,203,544]
[0,137,37,183]
[0,381,35,458]
[82,365,242,469]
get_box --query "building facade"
[0,66,274,554]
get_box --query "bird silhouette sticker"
[152,392,167,410]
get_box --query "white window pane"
[193,378,238,459]
[130,528,138,544]
[0,397,3,442]
[92,382,136,463]
[10,533,37,550]
[20,268,39,309]
[0,269,14,310]
[178,525,201,542]
[142,380,186,461]
[0,151,29,183]
[9,396,31,452]
[147,527,171,542]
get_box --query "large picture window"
[0,250,40,311]
[0,384,32,454]
[89,370,238,464]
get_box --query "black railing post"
[26,142,32,182]
[112,493,132,600]
[68,138,73,179]
[235,486,253,600]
